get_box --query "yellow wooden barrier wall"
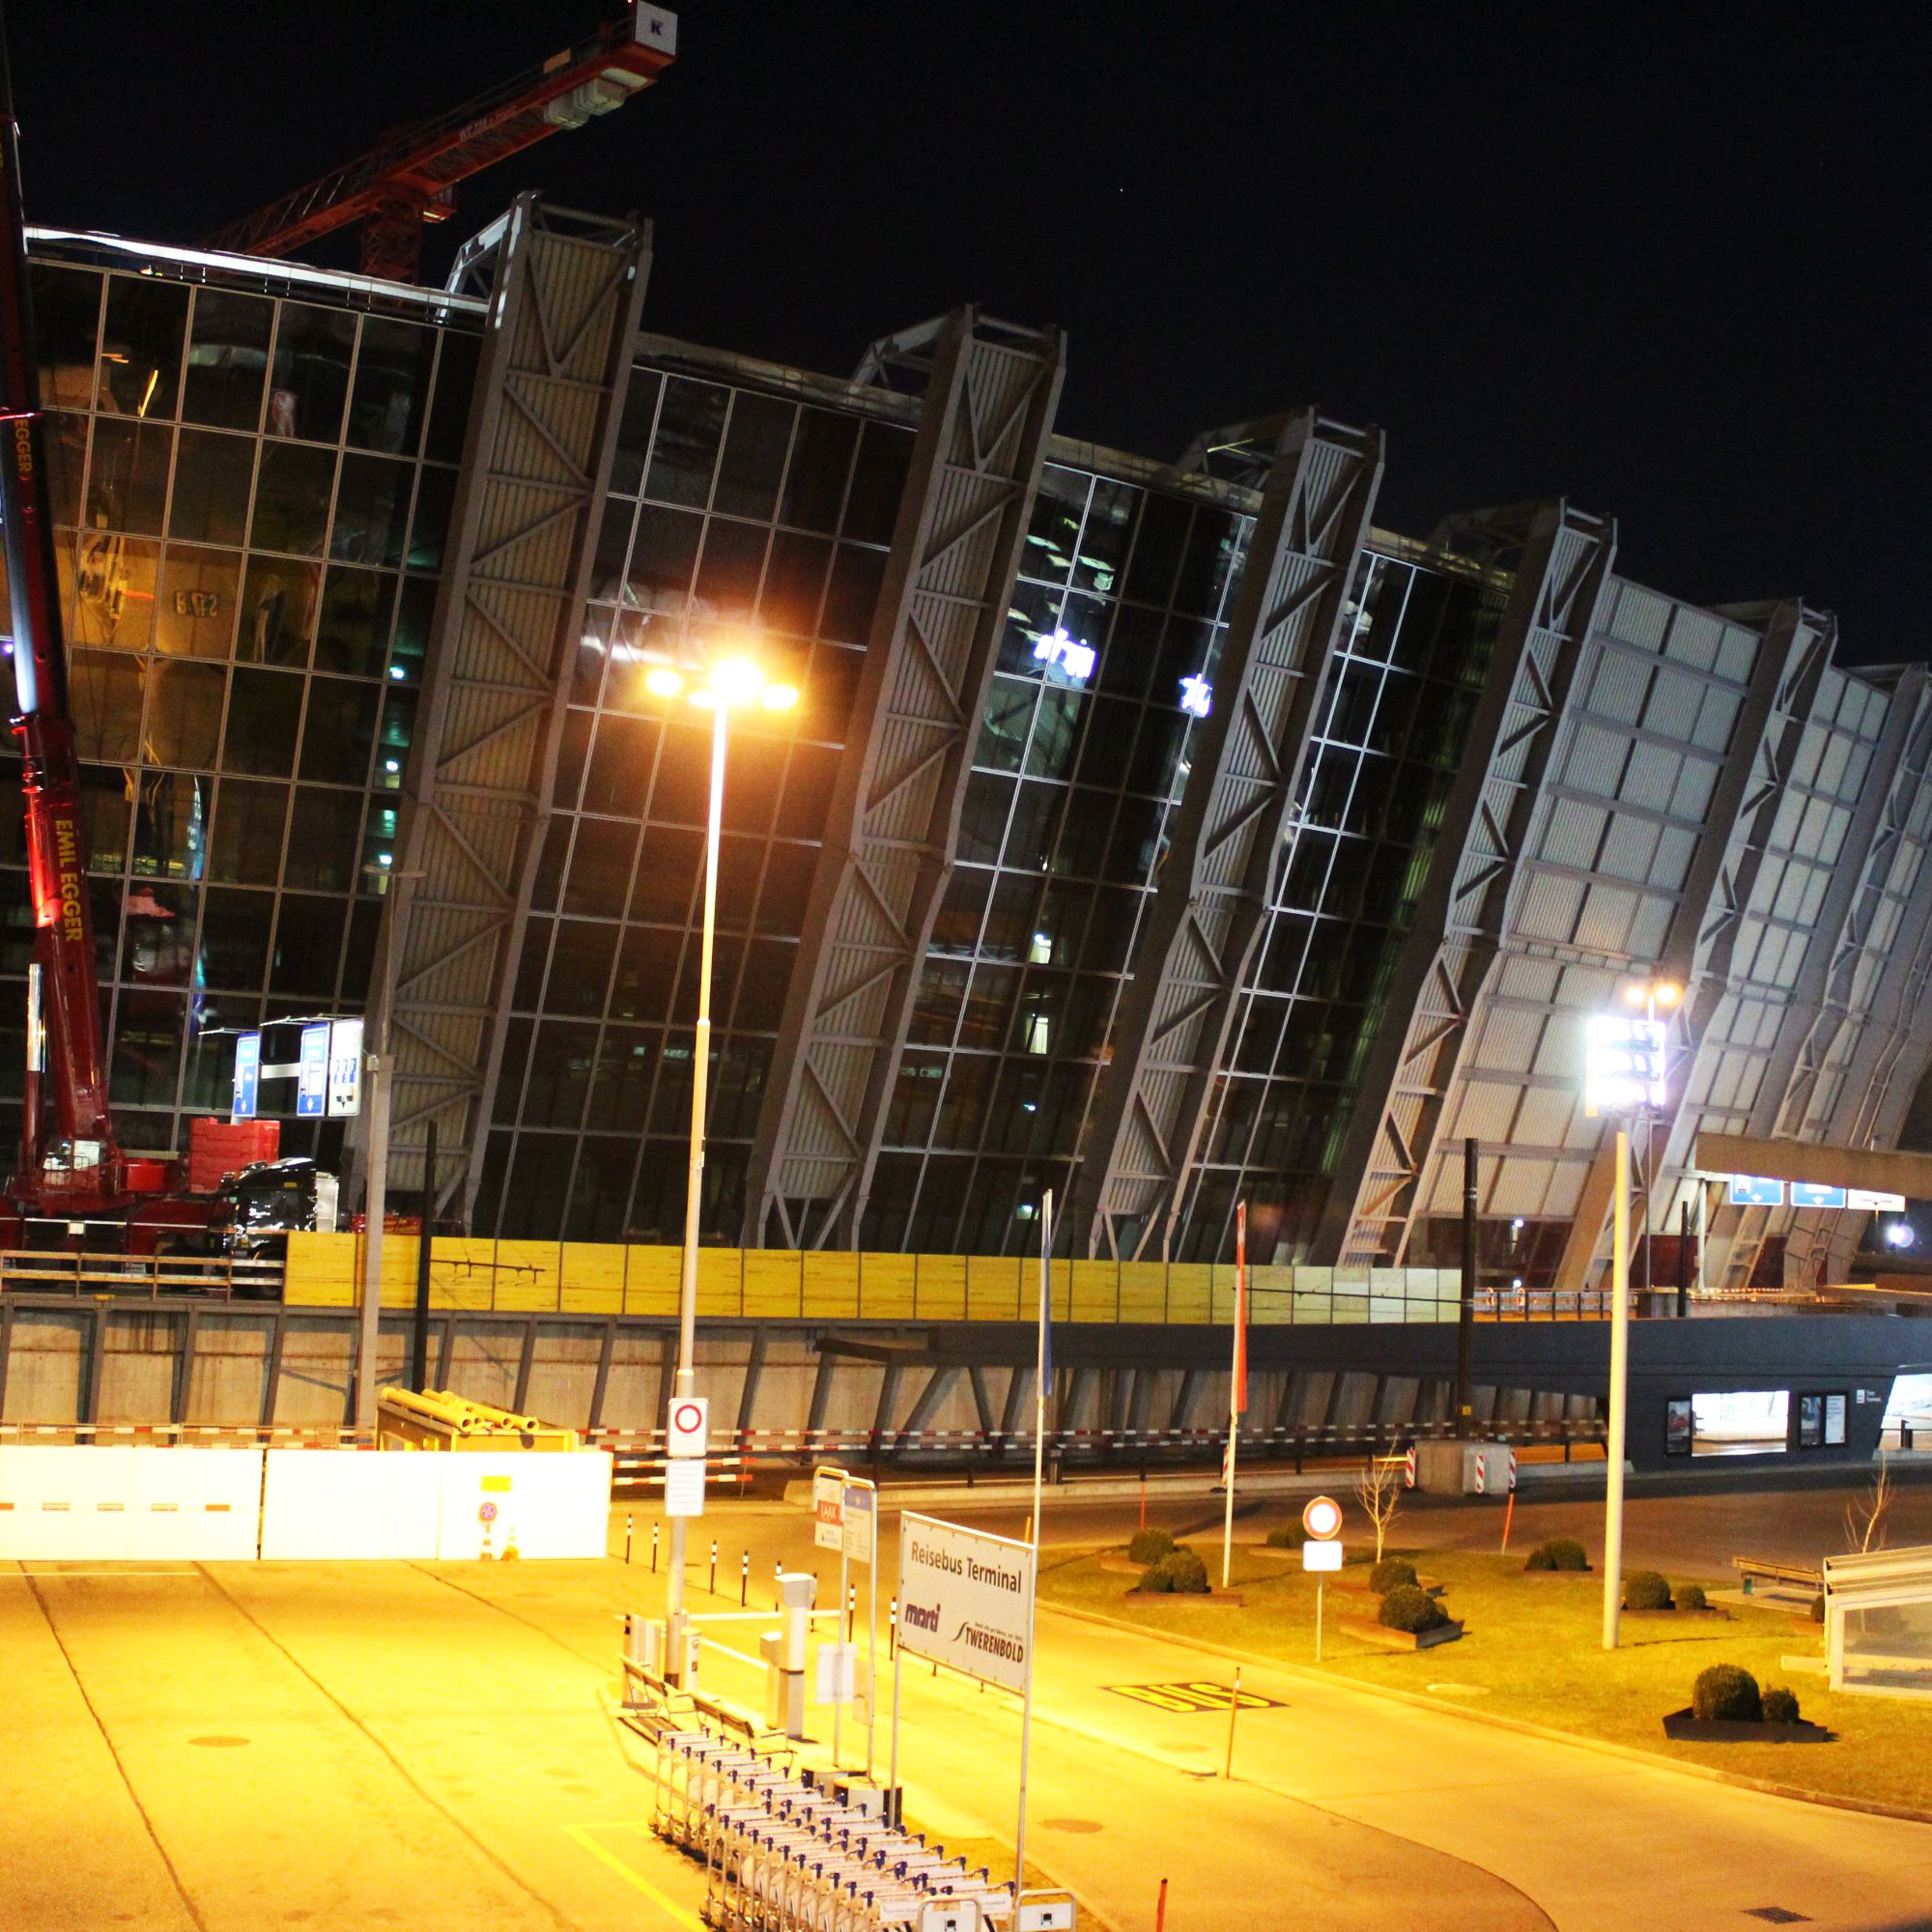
[283,1233,1463,1325]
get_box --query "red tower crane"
[205,6,676,282]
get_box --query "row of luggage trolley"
[624,1676,1017,1932]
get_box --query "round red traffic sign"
[671,1400,704,1435]
[478,1500,498,1523]
[1301,1494,1343,1540]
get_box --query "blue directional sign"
[1790,1181,1848,1210]
[1728,1174,1783,1208]
[296,1022,329,1118]
[232,1032,261,1121]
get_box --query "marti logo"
[901,1601,942,1634]
[53,817,83,941]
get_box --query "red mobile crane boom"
[204,6,676,282]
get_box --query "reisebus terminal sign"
[895,1512,1036,1695]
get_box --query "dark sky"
[10,2,1927,662]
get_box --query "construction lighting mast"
[205,6,676,282]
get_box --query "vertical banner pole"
[1316,1576,1324,1662]
[1223,1663,1242,1778]
[1222,1202,1247,1588]
[834,1541,847,1769]
[1603,1127,1631,1650]
[867,1494,878,1777]
[1015,1186,1051,1909]
[888,1594,904,1829]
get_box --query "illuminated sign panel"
[1583,1014,1666,1111]
[1790,1181,1848,1210]
[1179,674,1212,718]
[1032,628,1095,681]
[232,1032,261,1121]
[1728,1175,1784,1208]
[1848,1187,1908,1212]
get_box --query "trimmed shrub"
[1127,1526,1177,1566]
[1378,1583,1449,1634]
[1623,1570,1674,1612]
[1525,1537,1590,1573]
[1146,1548,1210,1595]
[1809,1593,1827,1624]
[1370,1557,1420,1596]
[1761,1685,1802,1724]
[1265,1526,1306,1549]
[1692,1664,1762,1723]
[1136,1562,1175,1595]
[1677,1582,1708,1612]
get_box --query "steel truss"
[746,310,1065,1249]
[1316,501,1616,1266]
[1080,412,1385,1262]
[353,195,650,1221]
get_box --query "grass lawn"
[1039,1539,1932,1815]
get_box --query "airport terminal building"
[9,197,1931,1296]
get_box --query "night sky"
[10,2,1925,663]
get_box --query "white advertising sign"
[327,1017,363,1117]
[1849,1188,1908,1212]
[1302,1539,1343,1573]
[896,1513,1036,1695]
[841,1482,875,1565]
[813,1467,845,1552]
[667,1396,709,1459]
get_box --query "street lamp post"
[645,651,796,1678]
[1588,975,1679,1651]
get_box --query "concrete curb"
[1040,1598,1932,1831]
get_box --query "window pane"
[222,667,302,775]
[563,818,638,916]
[71,651,146,763]
[280,787,362,892]
[584,713,658,815]
[77,764,131,873]
[155,547,241,658]
[208,779,288,885]
[821,544,884,646]
[169,430,253,548]
[332,452,410,566]
[314,566,395,677]
[45,412,85,527]
[524,1022,597,1128]
[238,557,320,668]
[408,467,453,570]
[693,519,765,618]
[586,1027,654,1132]
[627,504,701,611]
[31,267,100,410]
[182,289,272,431]
[98,275,188,420]
[298,677,378,785]
[143,661,225,769]
[609,368,663,494]
[780,408,857,533]
[842,423,912,545]
[269,895,347,995]
[267,303,354,443]
[110,990,185,1108]
[389,576,435,682]
[760,530,831,636]
[343,316,434,453]
[128,769,205,882]
[65,534,158,651]
[714,392,793,520]
[251,440,335,556]
[644,378,726,506]
[85,417,172,537]
[628,827,698,923]
[545,921,617,1015]
[198,885,272,990]
[422,330,478,465]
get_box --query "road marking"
[5,1568,199,1577]
[566,1823,705,1930]
[1103,1679,1284,1714]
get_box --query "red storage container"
[187,1118,281,1193]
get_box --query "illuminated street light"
[1886,1221,1918,1251]
[643,641,797,1677]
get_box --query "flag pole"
[1222,1201,1247,1589]
[1016,1185,1051,1910]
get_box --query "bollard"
[740,1549,749,1606]
[651,1521,660,1573]
[710,1538,718,1597]
[890,1595,897,1661]
[625,1513,633,1565]
[847,1581,856,1641]
[1155,1877,1169,1932]
[1224,1665,1242,1779]
[775,1558,782,1609]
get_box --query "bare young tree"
[1356,1455,1405,1563]
[1844,1454,1894,1554]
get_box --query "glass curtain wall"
[478,361,915,1240]
[0,253,476,1164]
[862,461,1251,1255]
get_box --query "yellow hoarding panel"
[1117,1262,1168,1321]
[861,1252,917,1320]
[433,1238,511,1311]
[744,1249,804,1318]
[284,1231,355,1305]
[696,1247,743,1317]
[623,1245,682,1317]
[1068,1259,1115,1322]
[1166,1264,1212,1323]
[559,1240,626,1315]
[964,1254,1019,1321]
[1250,1264,1293,1325]
[917,1253,967,1321]
[802,1250,860,1320]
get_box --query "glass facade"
[0,252,478,1166]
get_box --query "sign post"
[1300,1494,1344,1662]
[812,1463,878,1773]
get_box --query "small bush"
[1677,1582,1708,1612]
[1761,1686,1802,1724]
[1692,1664,1762,1722]
[1525,1536,1590,1573]
[1623,1570,1674,1612]
[1127,1526,1177,1566]
[1809,1593,1827,1624]
[1378,1583,1449,1634]
[1136,1562,1175,1595]
[1370,1557,1419,1596]
[1265,1526,1305,1549]
[1145,1548,1210,1595]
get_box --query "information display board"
[896,1513,1036,1695]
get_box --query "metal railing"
[0,1250,283,1299]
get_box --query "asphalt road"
[9,1470,1932,1932]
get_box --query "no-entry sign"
[1302,1494,1343,1540]
[667,1397,708,1458]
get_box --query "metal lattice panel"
[746,309,1066,1248]
[1081,412,1385,1261]
[356,195,650,1215]
[1315,501,1616,1265]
